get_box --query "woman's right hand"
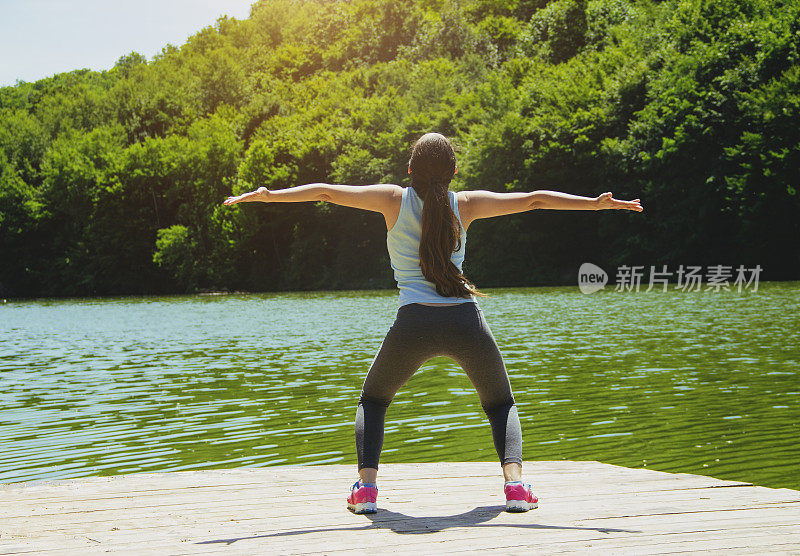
[223,187,270,206]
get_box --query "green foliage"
[585,0,632,49]
[1,0,798,298]
[153,225,200,290]
[523,0,589,63]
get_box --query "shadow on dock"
[196,505,640,546]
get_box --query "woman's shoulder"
[368,184,404,196]
[366,184,404,212]
[454,190,472,231]
[382,185,405,232]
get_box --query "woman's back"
[387,186,476,308]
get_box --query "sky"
[0,0,256,86]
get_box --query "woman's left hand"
[594,192,643,212]
[223,187,270,206]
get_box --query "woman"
[223,132,643,514]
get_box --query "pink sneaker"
[504,481,538,512]
[347,480,378,514]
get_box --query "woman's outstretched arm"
[222,183,400,214]
[460,189,642,229]
[532,190,642,211]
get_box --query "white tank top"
[386,186,477,308]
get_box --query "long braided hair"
[409,133,485,299]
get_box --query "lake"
[1,282,798,489]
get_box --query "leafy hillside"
[1,0,798,297]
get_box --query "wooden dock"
[2,461,799,554]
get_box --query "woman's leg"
[444,304,524,477]
[355,305,436,482]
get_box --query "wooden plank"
[6,497,799,544]
[1,487,791,533]
[436,527,800,554]
[174,513,800,555]
[6,512,800,556]
[0,466,752,507]
[0,482,794,532]
[0,479,765,527]
[5,499,800,551]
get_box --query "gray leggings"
[355,301,523,470]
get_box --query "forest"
[1,0,798,298]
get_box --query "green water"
[1,283,798,489]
